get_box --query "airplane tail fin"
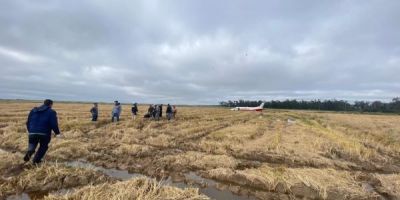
[259,102,265,108]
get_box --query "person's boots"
[32,159,42,165]
[23,151,34,162]
[32,154,43,165]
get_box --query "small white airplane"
[230,102,265,111]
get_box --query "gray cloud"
[0,0,399,104]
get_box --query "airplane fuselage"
[236,107,262,111]
[230,103,265,112]
[230,105,264,111]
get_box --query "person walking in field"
[111,101,122,122]
[166,104,173,120]
[90,103,98,121]
[131,103,138,120]
[154,105,160,121]
[24,99,62,164]
[152,104,157,119]
[159,104,163,118]
[146,105,154,118]
[172,105,177,119]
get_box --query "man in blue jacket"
[90,103,98,121]
[24,99,61,164]
[111,101,122,122]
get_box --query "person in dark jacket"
[24,99,61,164]
[159,104,163,117]
[90,103,98,121]
[147,105,154,119]
[131,103,138,120]
[166,104,173,120]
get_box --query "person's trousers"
[26,134,51,163]
[92,114,98,121]
[167,113,173,120]
[111,113,120,122]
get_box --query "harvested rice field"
[0,101,399,200]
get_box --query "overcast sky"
[0,0,399,104]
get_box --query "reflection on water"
[68,161,256,200]
[7,161,256,200]
[170,172,256,200]
[65,160,144,180]
[6,193,30,200]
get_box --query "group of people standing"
[90,101,177,122]
[145,104,177,120]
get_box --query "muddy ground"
[0,101,399,199]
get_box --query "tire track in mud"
[1,161,114,200]
[203,169,387,200]
[1,143,371,184]
[1,156,260,200]
[64,160,262,200]
[91,137,400,176]
[2,146,397,198]
[355,173,398,200]
[2,126,399,177]
[63,158,295,200]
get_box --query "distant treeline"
[219,98,400,113]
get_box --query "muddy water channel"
[6,193,30,200]
[65,160,144,180]
[169,172,257,200]
[66,160,256,200]
[7,160,256,200]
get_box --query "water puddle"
[6,192,46,200]
[67,161,256,200]
[6,160,256,200]
[362,182,375,193]
[65,160,144,180]
[167,172,256,200]
[6,193,30,200]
